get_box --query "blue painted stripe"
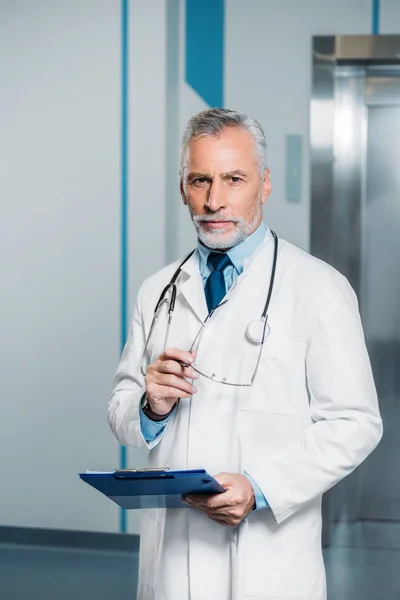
[120,0,129,535]
[372,0,380,34]
[166,0,180,263]
[185,0,224,107]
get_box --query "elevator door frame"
[311,35,400,547]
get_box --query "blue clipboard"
[79,468,226,509]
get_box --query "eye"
[192,177,210,186]
[229,177,242,184]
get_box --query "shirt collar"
[197,223,268,276]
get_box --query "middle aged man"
[108,108,382,600]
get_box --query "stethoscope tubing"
[143,231,278,372]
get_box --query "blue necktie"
[205,252,232,312]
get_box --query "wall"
[0,0,168,535]
[0,0,121,532]
[126,0,168,535]
[380,0,400,32]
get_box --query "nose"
[206,180,226,212]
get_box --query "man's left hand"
[182,472,255,527]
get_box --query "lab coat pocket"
[244,515,325,599]
[239,336,305,415]
[138,509,159,588]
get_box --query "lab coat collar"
[178,226,275,323]
[179,250,209,323]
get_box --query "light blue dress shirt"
[140,223,269,510]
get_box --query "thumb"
[213,472,233,488]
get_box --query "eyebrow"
[186,169,248,181]
[187,172,212,181]
[221,170,248,178]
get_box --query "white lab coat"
[108,230,382,600]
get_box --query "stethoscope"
[140,230,278,376]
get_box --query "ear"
[180,179,187,205]
[261,169,271,206]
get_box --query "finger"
[158,359,199,380]
[184,492,229,508]
[208,515,238,527]
[205,506,244,521]
[212,472,234,488]
[195,498,234,513]
[178,349,197,366]
[182,499,240,526]
[161,347,195,365]
[205,504,244,524]
[186,504,236,526]
[184,494,210,507]
[178,363,200,380]
[154,373,198,395]
[149,384,193,399]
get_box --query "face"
[180,127,271,250]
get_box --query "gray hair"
[180,108,267,178]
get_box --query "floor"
[0,544,138,600]
[325,546,400,600]
[1,532,399,600]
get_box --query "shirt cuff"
[139,404,174,445]
[244,472,269,511]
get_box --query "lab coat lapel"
[222,229,276,305]
[179,250,209,323]
[177,230,274,325]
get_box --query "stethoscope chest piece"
[246,318,270,345]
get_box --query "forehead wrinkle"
[183,129,261,180]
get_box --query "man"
[108,108,382,600]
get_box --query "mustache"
[193,214,242,224]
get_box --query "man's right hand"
[145,348,199,416]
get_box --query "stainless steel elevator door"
[358,105,400,521]
[311,37,400,546]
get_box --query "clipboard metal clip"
[114,467,170,474]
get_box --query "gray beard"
[191,204,262,250]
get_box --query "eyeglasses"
[140,296,270,387]
[140,230,278,387]
[184,304,269,387]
